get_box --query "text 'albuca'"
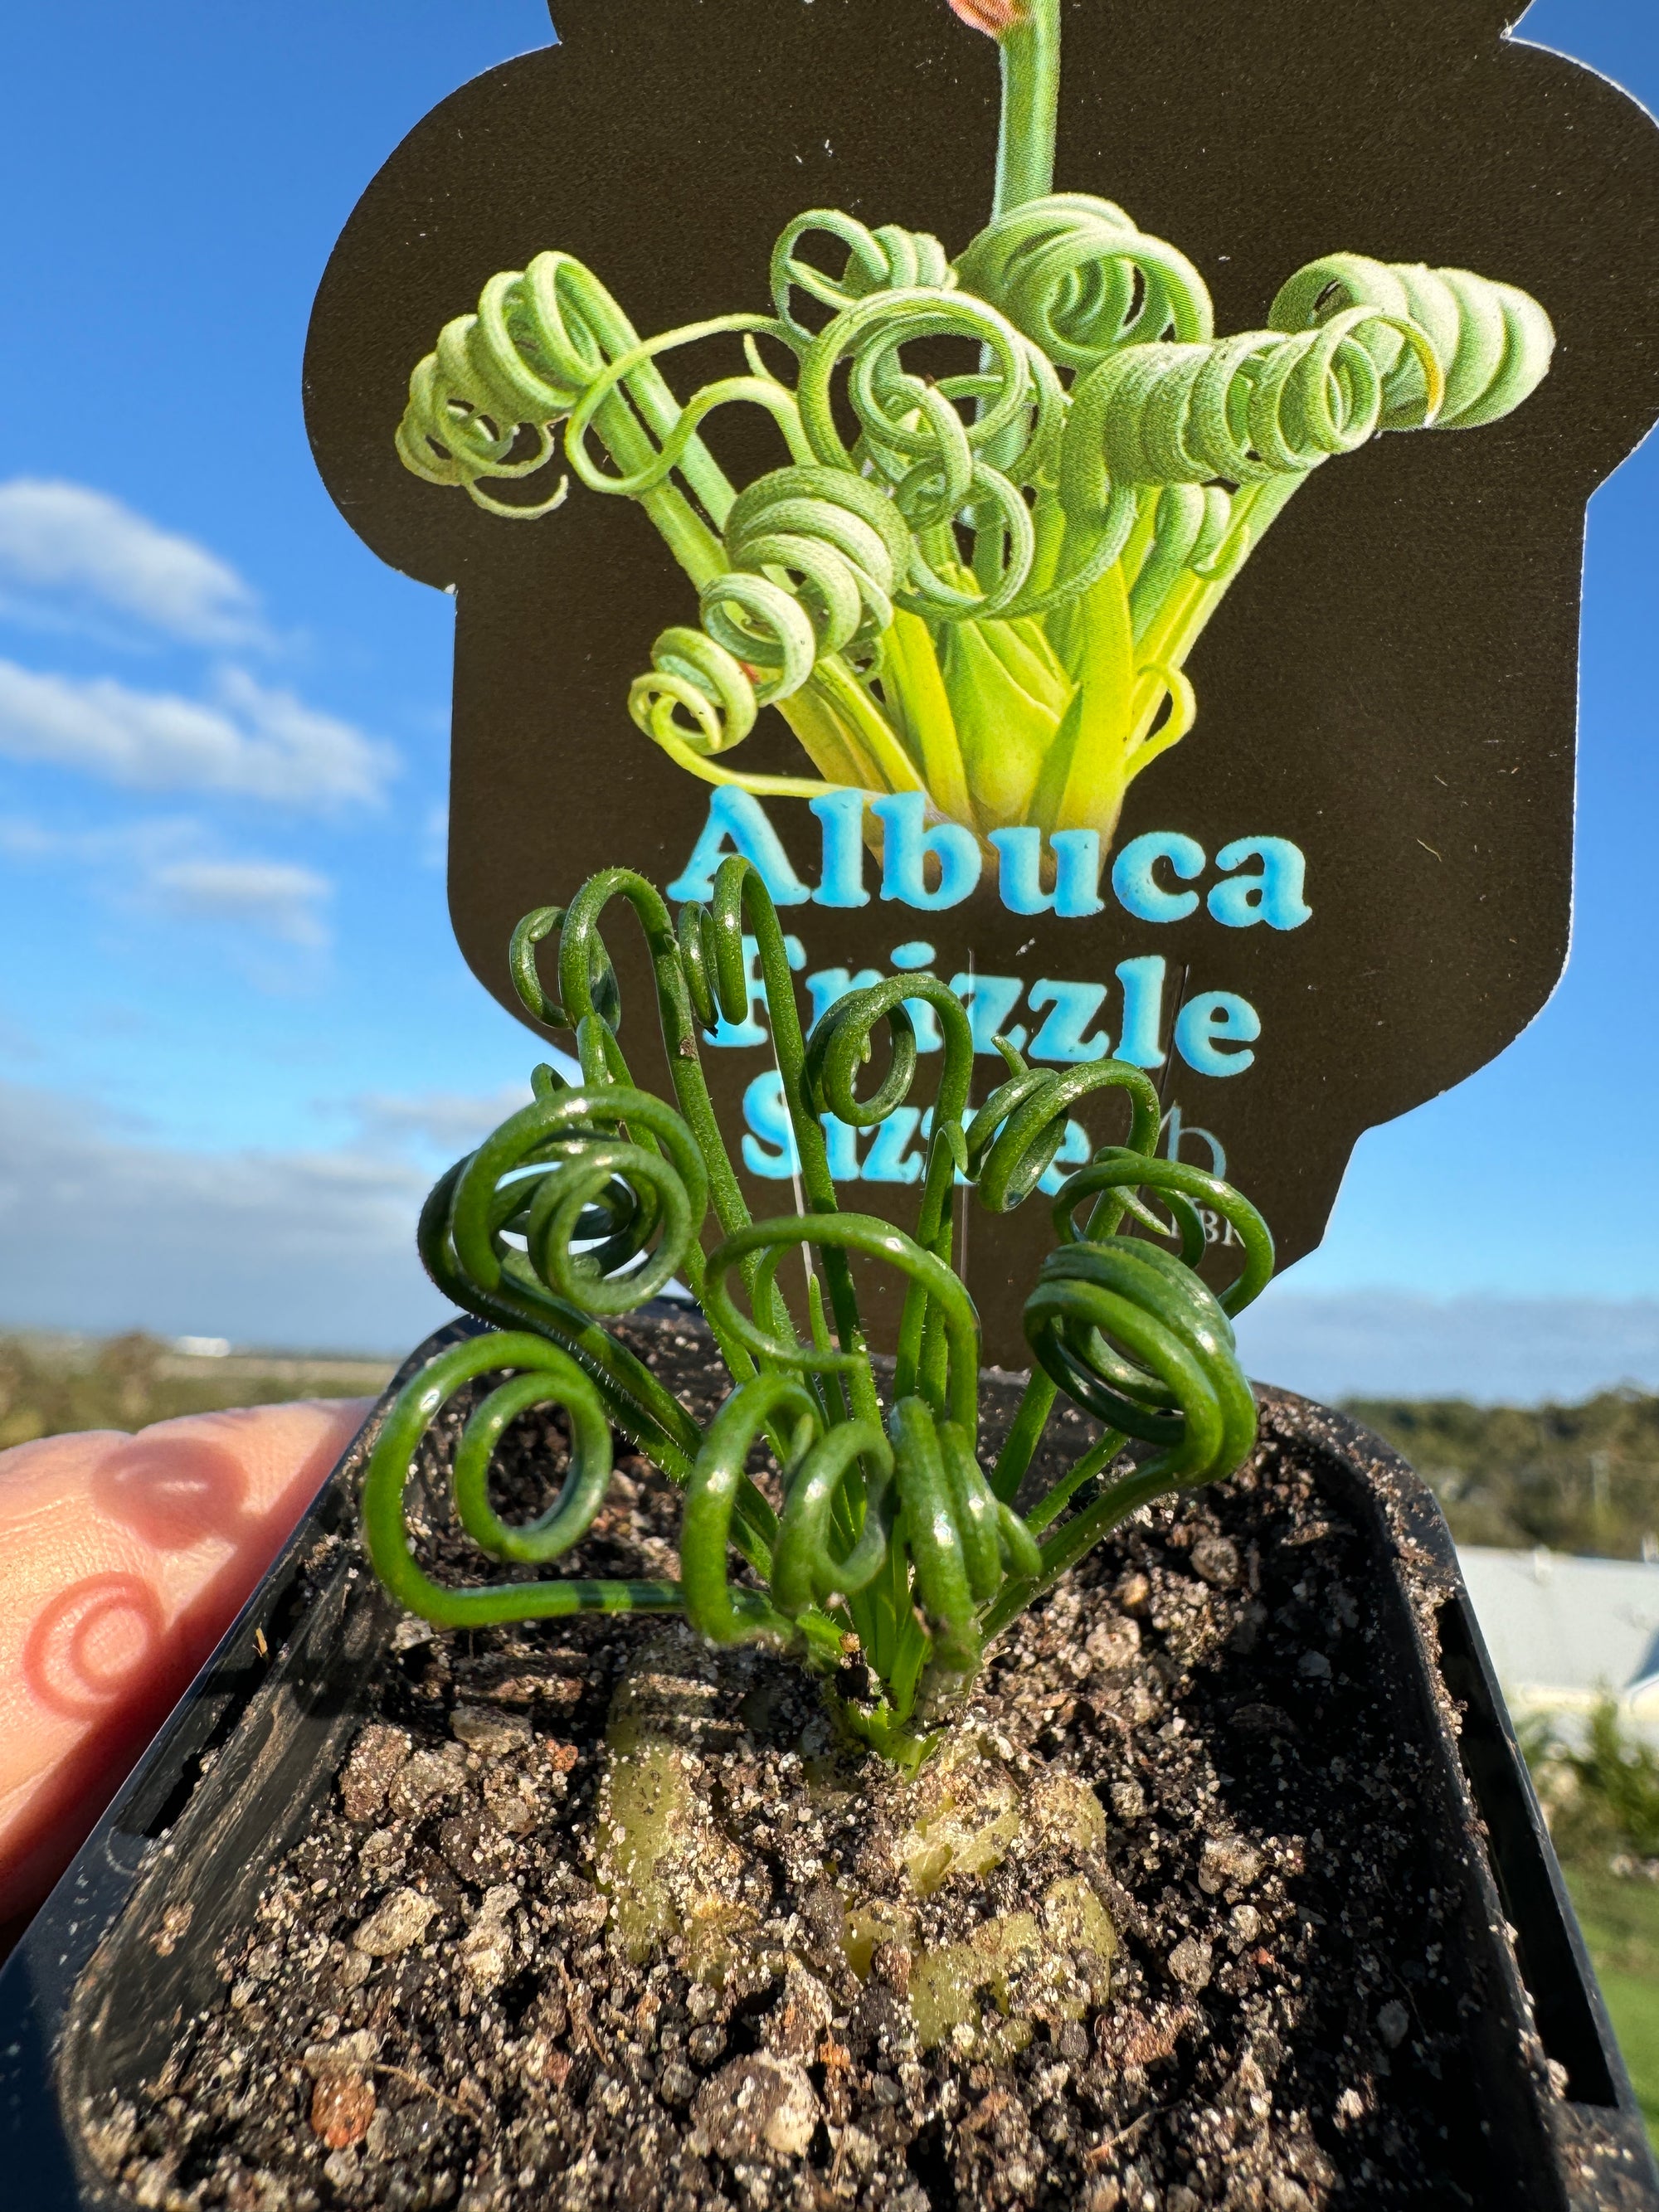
[668,788,1312,927]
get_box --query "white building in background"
[1458,1545,1659,1740]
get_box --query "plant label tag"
[307,0,1659,1359]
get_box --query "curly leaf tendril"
[365,858,1274,1762]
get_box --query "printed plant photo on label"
[393,0,1554,880]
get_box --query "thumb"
[0,1397,372,1937]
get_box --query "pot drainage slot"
[1435,1594,1615,2107]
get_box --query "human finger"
[0,1397,372,1937]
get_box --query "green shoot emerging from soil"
[393,0,1553,860]
[362,859,1273,1770]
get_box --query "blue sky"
[0,0,1654,1397]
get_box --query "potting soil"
[85,1315,1496,2210]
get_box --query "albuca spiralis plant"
[363,858,1272,1771]
[394,0,1554,862]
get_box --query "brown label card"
[307,0,1659,1360]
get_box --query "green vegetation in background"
[1526,1703,1659,2142]
[1566,1874,1659,2143]
[7,1332,1657,1561]
[1349,1391,1659,1559]
[0,1332,392,1449]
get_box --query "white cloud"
[0,479,266,647]
[354,1085,535,1155]
[0,1079,448,1349]
[0,811,181,859]
[148,858,333,949]
[0,812,336,953]
[0,659,397,810]
[3,1069,1658,1384]
[1235,1290,1659,1405]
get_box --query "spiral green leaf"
[362,857,1276,1765]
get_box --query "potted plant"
[2,863,1654,2210]
[359,852,1269,1737]
[2,2,1654,2205]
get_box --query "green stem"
[1126,475,1306,766]
[832,1689,940,1778]
[995,0,1062,217]
[562,278,731,587]
[1023,1426,1125,1534]
[990,1369,1058,1505]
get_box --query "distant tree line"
[0,1333,386,1450]
[4,1333,1657,1566]
[1350,1393,1659,1560]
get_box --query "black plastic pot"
[2,1310,1654,2209]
